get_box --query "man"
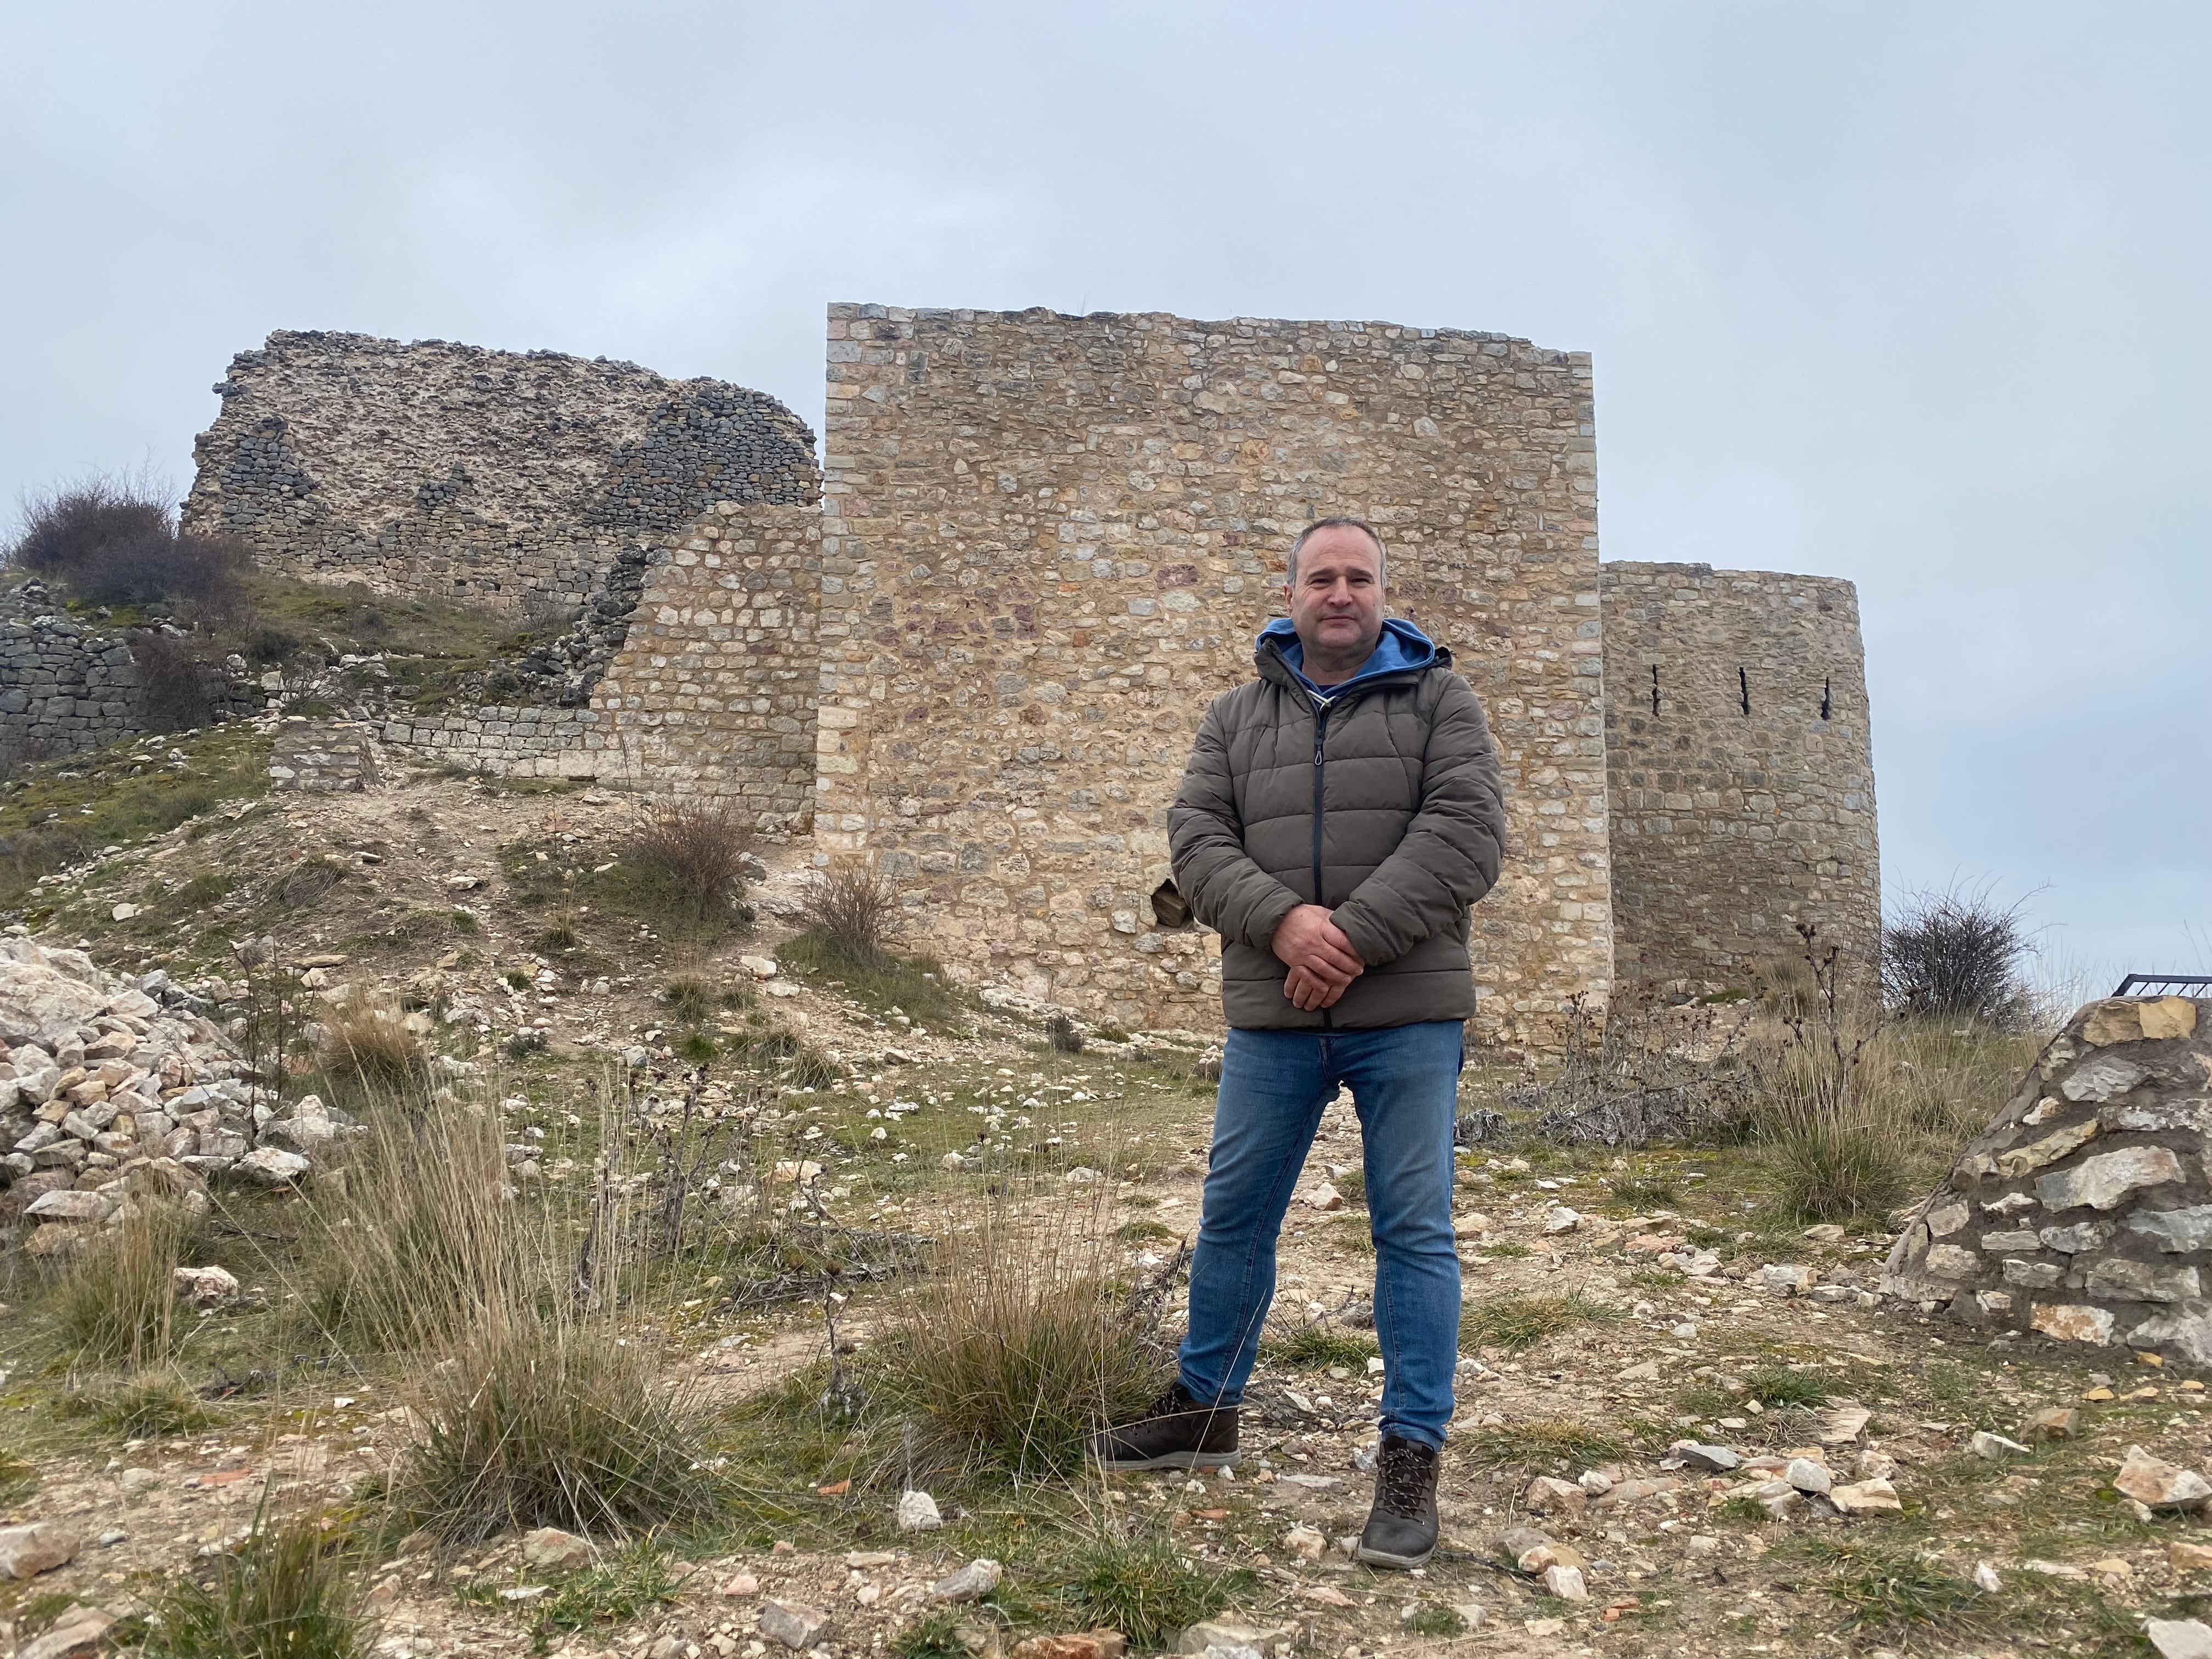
[1088,517,1506,1570]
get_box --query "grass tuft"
[499,1542,682,1644]
[1459,1417,1637,1470]
[876,1198,1170,1481]
[142,1503,372,1659]
[1052,1531,1250,1651]
[61,1370,216,1438]
[662,975,716,1025]
[1262,1324,1379,1370]
[1803,1539,1988,1639]
[50,1201,193,1367]
[400,1311,720,1543]
[318,992,427,1093]
[1767,1120,1910,1222]
[1459,1291,1614,1355]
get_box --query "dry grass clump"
[625,797,751,924]
[318,991,428,1092]
[142,1501,373,1659]
[1460,1291,1615,1355]
[1751,926,1911,1222]
[401,1307,718,1543]
[298,1085,724,1543]
[297,1091,520,1352]
[63,1368,216,1437]
[878,1194,1170,1481]
[51,1201,193,1367]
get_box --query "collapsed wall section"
[815,303,1611,1047]
[185,331,818,621]
[1600,561,1878,990]
[375,502,820,826]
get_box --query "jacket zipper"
[1311,694,1332,1030]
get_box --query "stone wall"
[0,581,256,759]
[376,502,820,826]
[1884,996,2212,1364]
[184,331,818,621]
[813,303,1611,1047]
[1600,561,1878,992]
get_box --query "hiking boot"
[1357,1435,1440,1568]
[1087,1383,1240,1470]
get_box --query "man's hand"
[1283,964,1355,1011]
[1271,903,1363,1010]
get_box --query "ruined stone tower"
[184,330,817,617]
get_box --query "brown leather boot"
[1357,1435,1440,1567]
[1087,1383,1240,1470]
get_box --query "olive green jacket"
[1167,637,1506,1030]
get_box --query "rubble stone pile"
[1886,994,2212,1359]
[0,937,336,1256]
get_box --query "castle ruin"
[181,310,1880,1046]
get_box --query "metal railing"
[2113,973,2212,997]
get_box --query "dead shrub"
[9,472,247,619]
[795,865,904,969]
[623,798,751,924]
[1882,878,2037,1026]
[132,633,217,732]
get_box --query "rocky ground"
[3,732,2211,1659]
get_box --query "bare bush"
[624,798,751,924]
[795,864,905,968]
[1505,991,1753,1147]
[1882,879,2036,1025]
[9,472,247,619]
[133,632,216,731]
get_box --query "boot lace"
[1374,1438,1436,1516]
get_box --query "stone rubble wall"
[1884,996,2212,1363]
[184,330,819,623]
[1600,561,1878,991]
[813,303,1611,1048]
[374,501,820,827]
[269,720,381,792]
[0,580,258,758]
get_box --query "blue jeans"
[1177,1020,1464,1448]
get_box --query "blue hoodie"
[1257,615,1438,703]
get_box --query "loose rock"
[759,1600,831,1650]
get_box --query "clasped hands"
[1270,903,1364,1011]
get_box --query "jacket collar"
[1254,616,1448,706]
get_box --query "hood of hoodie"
[1256,615,1441,699]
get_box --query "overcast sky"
[3,1,2204,990]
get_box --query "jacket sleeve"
[1330,674,1507,969]
[1167,694,1304,953]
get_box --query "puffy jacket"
[1167,620,1508,1030]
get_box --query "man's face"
[1286,526,1385,670]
